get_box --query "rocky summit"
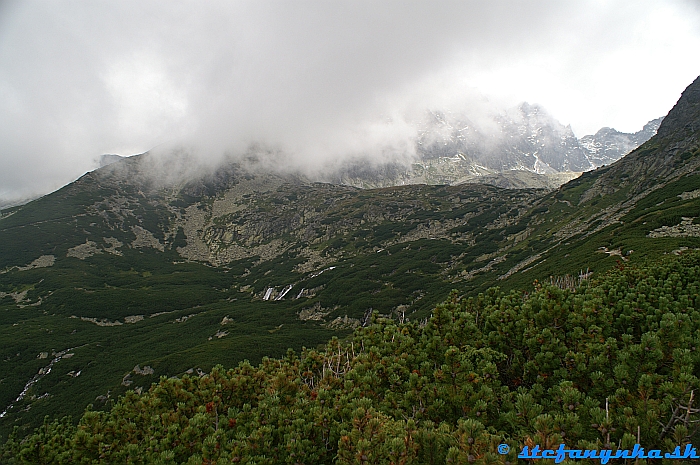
[332,105,661,189]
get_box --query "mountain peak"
[656,75,700,142]
[575,75,700,204]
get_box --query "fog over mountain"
[1,1,699,204]
[326,107,663,189]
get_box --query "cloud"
[1,0,699,203]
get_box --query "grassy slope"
[0,80,698,439]
[0,177,542,439]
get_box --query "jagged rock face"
[414,105,591,174]
[656,75,700,141]
[491,103,592,173]
[577,76,700,203]
[632,118,666,145]
[579,118,663,167]
[415,104,661,175]
[336,105,661,190]
[613,76,699,167]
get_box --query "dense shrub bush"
[4,252,700,464]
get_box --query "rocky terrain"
[332,107,661,189]
[579,117,663,167]
[88,108,662,194]
[0,77,697,439]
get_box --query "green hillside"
[3,250,700,463]
[0,171,545,439]
[0,74,699,455]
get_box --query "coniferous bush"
[3,251,700,464]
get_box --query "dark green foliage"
[3,251,700,463]
[3,76,700,462]
[1,162,699,446]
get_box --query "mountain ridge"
[0,77,697,440]
[334,109,661,189]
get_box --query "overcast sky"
[1,0,699,205]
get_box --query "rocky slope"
[579,117,663,167]
[0,153,547,437]
[478,76,700,290]
[336,106,661,189]
[0,76,696,439]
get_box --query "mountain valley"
[0,77,698,449]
